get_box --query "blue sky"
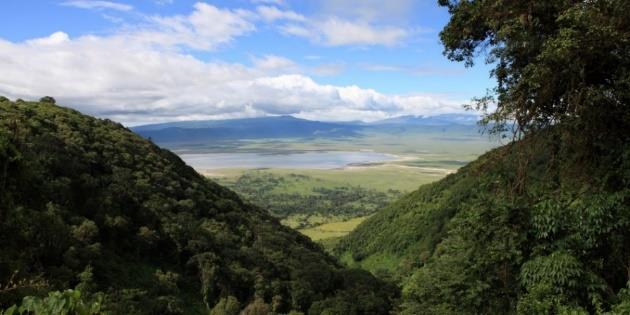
[0,0,495,125]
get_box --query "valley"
[0,100,400,314]
[137,118,499,248]
[3,1,627,313]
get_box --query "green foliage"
[1,290,102,315]
[240,298,271,315]
[335,165,478,276]
[337,129,630,313]
[38,96,56,104]
[516,283,588,315]
[307,269,397,315]
[71,220,99,243]
[333,1,630,313]
[0,100,395,314]
[521,251,583,295]
[439,0,630,141]
[209,296,240,315]
[609,283,630,314]
[217,171,401,229]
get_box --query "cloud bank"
[0,2,466,126]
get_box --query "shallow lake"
[178,151,397,169]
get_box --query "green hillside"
[0,98,396,314]
[334,158,478,275]
[335,129,630,313]
[334,0,630,312]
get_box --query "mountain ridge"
[131,113,480,143]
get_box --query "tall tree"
[439,0,630,140]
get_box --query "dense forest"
[0,98,397,314]
[337,0,630,314]
[336,129,630,313]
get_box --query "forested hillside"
[0,98,396,314]
[336,129,630,313]
[337,0,630,314]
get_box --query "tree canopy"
[336,1,630,313]
[439,0,630,139]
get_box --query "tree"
[240,298,271,315]
[439,0,630,140]
[39,96,56,104]
[210,296,240,315]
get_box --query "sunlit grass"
[298,216,369,241]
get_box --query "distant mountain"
[370,113,479,126]
[132,114,481,144]
[132,115,361,143]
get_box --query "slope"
[0,98,396,314]
[335,129,630,314]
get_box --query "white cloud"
[316,18,408,46]
[256,6,305,22]
[132,2,255,51]
[318,0,416,22]
[275,13,411,46]
[268,0,417,47]
[60,2,417,49]
[61,0,133,12]
[279,23,312,38]
[252,55,300,74]
[60,2,257,51]
[0,31,465,125]
[0,3,466,125]
[279,20,410,47]
[26,31,70,45]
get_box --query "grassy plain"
[209,164,444,193]
[195,129,499,246]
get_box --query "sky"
[0,0,495,126]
